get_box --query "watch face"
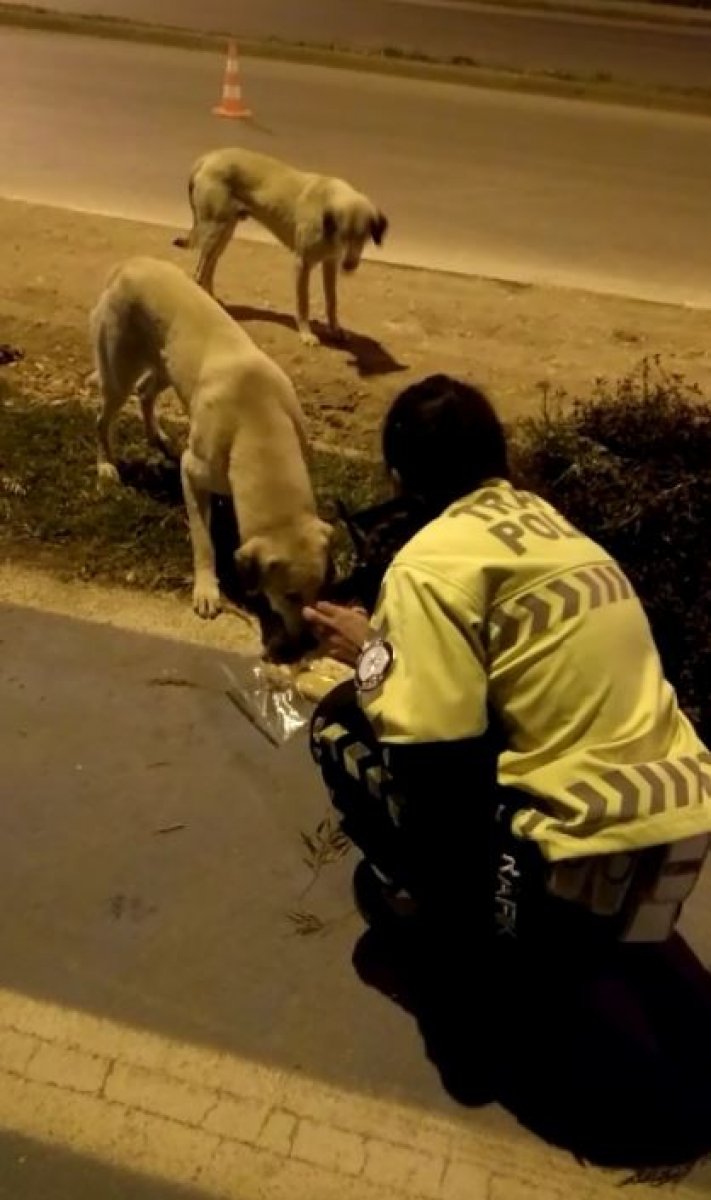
[356,638,394,692]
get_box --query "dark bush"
[514,360,711,743]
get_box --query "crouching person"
[305,375,711,1171]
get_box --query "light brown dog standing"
[174,147,388,345]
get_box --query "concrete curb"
[2,3,711,118]
[1,985,705,1199]
[449,0,711,31]
[0,562,262,658]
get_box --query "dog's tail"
[173,175,197,250]
[93,262,123,293]
[173,233,193,250]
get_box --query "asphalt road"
[3,29,711,306]
[0,604,442,1110]
[1,603,710,1151]
[3,0,711,89]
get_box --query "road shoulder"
[2,2,711,116]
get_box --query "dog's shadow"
[120,458,183,504]
[120,460,247,607]
[224,303,407,379]
[119,459,277,645]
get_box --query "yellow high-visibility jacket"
[360,480,711,863]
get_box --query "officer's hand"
[303,601,372,667]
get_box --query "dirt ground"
[3,197,711,455]
[2,195,711,645]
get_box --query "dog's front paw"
[97,462,121,488]
[193,578,221,620]
[299,329,319,348]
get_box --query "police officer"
[304,375,711,1163]
[306,373,711,943]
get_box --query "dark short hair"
[382,375,510,510]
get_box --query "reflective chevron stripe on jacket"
[488,563,634,656]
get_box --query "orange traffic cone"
[212,41,252,119]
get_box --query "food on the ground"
[294,657,353,703]
[261,661,296,690]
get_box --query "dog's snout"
[265,625,317,664]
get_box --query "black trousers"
[310,679,584,950]
[309,682,711,1170]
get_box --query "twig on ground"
[299,815,352,897]
[286,906,356,937]
[146,675,198,688]
[286,910,327,936]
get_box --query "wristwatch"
[355,635,394,693]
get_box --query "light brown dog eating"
[90,256,333,656]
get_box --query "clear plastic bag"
[221,659,311,747]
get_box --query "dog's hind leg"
[173,172,199,250]
[93,322,135,487]
[194,217,237,297]
[96,389,127,486]
[136,367,179,461]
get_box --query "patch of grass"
[515,359,711,742]
[4,362,710,743]
[313,450,383,533]
[0,395,191,591]
[0,391,382,594]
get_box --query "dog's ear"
[370,211,388,247]
[323,209,338,240]
[234,538,268,595]
[235,538,285,595]
[317,521,337,589]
